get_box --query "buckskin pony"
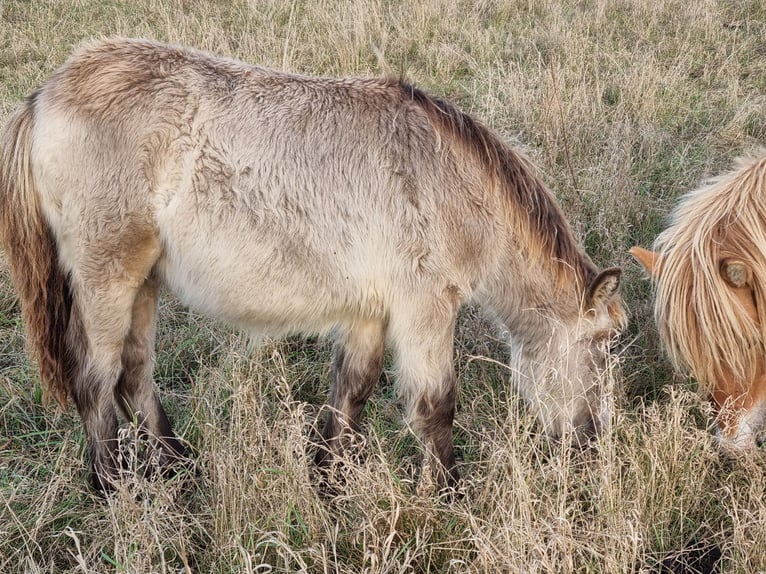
[632,150,766,450]
[0,38,626,493]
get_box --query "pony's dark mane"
[398,81,596,288]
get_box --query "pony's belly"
[154,240,367,336]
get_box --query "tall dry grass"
[2,0,766,572]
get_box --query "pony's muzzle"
[713,406,766,452]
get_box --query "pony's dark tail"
[0,98,74,406]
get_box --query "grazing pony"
[0,38,626,493]
[632,150,766,450]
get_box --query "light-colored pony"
[0,38,626,493]
[632,150,766,450]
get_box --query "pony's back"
[34,38,510,334]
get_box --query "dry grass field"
[2,0,766,572]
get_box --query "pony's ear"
[720,258,752,288]
[587,267,622,307]
[629,246,661,279]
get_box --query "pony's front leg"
[391,298,461,494]
[315,319,386,472]
[411,372,459,492]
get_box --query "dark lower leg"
[116,374,186,462]
[414,378,460,490]
[115,281,185,468]
[73,372,122,494]
[315,322,384,468]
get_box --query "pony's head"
[631,152,766,450]
[507,267,627,445]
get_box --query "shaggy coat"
[0,38,626,492]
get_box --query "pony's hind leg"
[66,229,162,493]
[315,319,386,471]
[69,281,145,493]
[115,278,185,475]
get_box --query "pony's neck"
[480,248,586,352]
[499,160,597,328]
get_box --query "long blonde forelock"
[654,150,766,392]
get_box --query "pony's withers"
[0,38,626,494]
[632,150,766,449]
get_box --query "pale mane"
[654,149,766,390]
